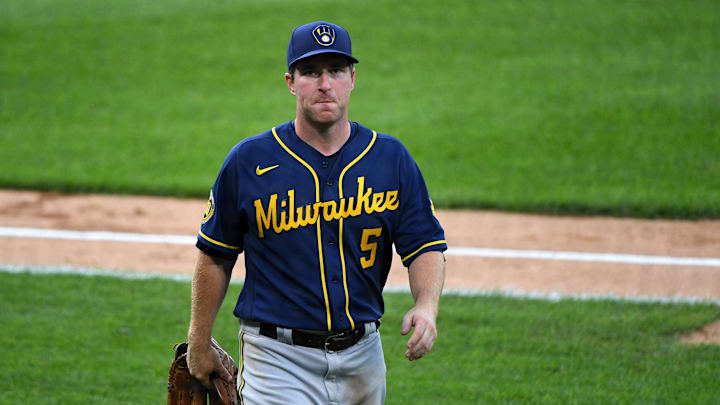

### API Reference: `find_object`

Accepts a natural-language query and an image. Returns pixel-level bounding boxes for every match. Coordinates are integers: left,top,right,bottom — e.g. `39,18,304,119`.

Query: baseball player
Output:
187,21,447,404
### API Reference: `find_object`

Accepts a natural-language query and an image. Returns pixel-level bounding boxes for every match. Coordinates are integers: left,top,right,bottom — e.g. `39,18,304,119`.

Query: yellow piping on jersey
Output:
402,240,447,263
337,130,377,330
198,230,241,250
272,127,333,331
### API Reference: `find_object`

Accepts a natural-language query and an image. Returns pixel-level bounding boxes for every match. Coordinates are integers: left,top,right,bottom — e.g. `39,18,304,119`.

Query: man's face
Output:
285,53,356,127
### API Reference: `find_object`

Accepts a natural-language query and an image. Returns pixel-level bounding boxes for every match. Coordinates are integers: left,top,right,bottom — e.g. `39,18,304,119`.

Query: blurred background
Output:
1,0,718,218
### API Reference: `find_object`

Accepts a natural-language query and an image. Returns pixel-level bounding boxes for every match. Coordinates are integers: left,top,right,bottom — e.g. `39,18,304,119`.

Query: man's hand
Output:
169,338,239,405
400,304,438,361
403,250,444,362
187,341,234,389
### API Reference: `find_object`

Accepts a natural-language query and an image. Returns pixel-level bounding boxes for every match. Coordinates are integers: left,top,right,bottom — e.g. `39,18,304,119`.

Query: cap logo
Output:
313,25,335,46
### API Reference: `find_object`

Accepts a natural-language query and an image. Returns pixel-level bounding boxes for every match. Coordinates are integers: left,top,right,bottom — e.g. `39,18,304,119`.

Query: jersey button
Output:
322,161,329,168
327,179,334,186
332,277,339,284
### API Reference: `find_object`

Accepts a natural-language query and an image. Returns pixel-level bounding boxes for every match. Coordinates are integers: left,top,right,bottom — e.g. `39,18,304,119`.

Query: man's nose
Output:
318,71,331,90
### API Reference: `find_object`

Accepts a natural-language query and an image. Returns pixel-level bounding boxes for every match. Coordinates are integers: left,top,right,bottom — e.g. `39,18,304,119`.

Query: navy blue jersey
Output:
197,121,446,331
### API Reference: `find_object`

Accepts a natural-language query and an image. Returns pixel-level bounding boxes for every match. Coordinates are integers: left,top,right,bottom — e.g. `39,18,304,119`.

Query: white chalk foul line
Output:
447,247,720,268
0,226,197,245
1,264,719,305
1,226,719,268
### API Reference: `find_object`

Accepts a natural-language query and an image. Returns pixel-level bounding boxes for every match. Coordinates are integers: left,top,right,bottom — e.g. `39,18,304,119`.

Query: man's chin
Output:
307,110,341,125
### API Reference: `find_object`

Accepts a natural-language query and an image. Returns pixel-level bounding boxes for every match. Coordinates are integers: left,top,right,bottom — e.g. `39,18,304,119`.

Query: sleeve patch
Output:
202,190,215,224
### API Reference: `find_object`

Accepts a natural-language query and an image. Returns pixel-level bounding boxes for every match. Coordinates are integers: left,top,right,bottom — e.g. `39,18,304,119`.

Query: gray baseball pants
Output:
237,319,386,405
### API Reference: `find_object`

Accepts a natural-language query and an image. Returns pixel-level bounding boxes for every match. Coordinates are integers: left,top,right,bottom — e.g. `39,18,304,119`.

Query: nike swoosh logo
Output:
256,165,279,176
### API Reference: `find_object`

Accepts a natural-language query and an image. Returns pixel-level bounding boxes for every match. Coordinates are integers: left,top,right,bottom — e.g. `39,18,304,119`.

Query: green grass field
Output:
1,271,718,404
1,0,719,218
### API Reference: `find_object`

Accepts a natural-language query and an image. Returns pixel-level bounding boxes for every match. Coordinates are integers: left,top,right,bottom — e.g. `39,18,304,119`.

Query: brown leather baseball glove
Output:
167,338,239,405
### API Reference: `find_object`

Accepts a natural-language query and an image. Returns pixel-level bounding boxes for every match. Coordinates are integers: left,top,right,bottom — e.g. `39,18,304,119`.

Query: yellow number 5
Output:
360,227,383,269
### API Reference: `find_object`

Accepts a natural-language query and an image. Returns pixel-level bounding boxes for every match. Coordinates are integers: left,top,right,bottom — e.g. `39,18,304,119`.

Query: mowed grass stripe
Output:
1,0,718,217
1,271,718,404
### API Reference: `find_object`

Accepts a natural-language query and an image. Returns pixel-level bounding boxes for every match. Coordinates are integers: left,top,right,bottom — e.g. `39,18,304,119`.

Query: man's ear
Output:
285,72,296,95
350,68,356,91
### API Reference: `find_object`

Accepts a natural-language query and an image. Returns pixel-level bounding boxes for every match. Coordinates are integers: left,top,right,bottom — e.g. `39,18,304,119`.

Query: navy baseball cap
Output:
286,21,359,70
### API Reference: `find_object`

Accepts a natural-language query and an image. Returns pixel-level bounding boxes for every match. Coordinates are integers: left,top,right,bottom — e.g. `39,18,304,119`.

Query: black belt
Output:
257,321,379,352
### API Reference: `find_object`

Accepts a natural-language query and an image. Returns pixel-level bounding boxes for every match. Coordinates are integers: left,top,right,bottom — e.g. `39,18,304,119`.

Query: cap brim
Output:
288,49,359,70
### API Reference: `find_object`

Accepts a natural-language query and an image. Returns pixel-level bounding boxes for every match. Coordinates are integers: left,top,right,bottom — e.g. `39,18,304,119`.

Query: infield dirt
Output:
1,189,718,342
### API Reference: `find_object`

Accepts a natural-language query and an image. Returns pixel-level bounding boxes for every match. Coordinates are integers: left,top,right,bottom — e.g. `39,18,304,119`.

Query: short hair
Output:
288,60,354,81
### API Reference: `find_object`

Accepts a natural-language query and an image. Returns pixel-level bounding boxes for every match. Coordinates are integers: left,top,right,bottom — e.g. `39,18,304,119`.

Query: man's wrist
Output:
413,299,439,317
187,327,212,348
